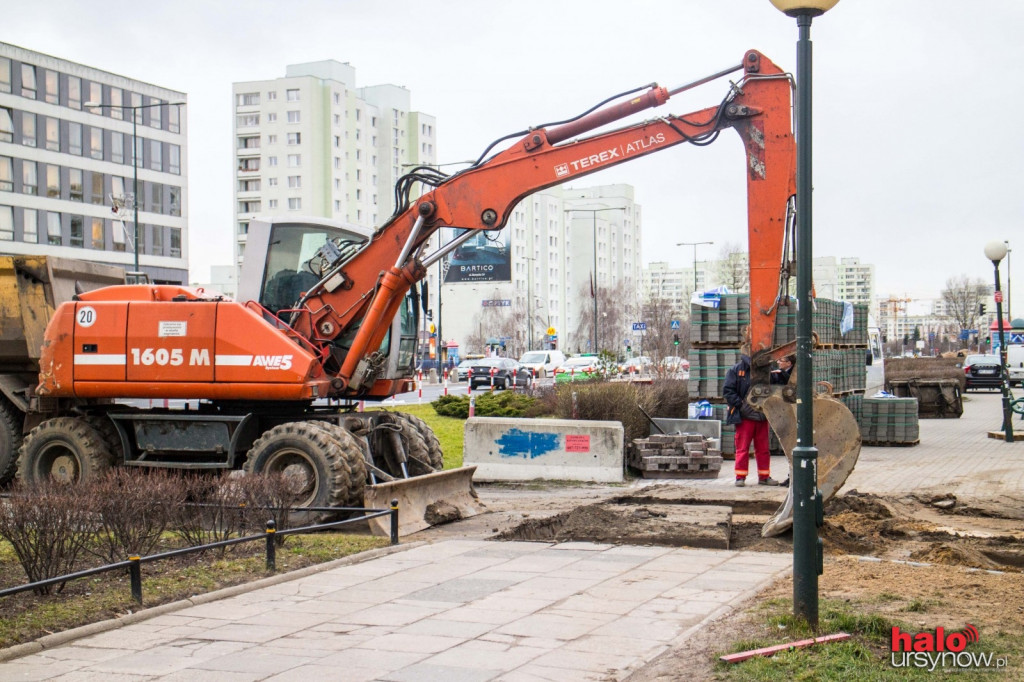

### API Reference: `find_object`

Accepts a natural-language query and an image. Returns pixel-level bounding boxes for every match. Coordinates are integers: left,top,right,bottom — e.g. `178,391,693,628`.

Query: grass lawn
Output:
382,402,465,469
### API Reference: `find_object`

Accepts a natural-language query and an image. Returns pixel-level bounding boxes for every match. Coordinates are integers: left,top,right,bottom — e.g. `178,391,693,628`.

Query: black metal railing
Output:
0,501,399,605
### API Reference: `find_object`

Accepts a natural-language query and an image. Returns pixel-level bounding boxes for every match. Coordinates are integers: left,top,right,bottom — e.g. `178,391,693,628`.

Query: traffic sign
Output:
632,322,647,331
670,320,680,329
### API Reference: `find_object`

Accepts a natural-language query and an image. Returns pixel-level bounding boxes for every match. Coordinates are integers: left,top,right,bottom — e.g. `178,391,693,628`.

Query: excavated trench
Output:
496,489,1024,572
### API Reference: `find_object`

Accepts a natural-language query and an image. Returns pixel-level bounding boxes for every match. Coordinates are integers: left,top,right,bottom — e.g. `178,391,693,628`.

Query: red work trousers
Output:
734,418,771,481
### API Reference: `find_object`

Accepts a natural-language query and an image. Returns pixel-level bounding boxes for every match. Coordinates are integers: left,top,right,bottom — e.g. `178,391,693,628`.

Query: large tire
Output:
0,398,22,485
305,421,367,506
81,413,123,464
244,421,363,524
18,417,116,484
390,412,444,472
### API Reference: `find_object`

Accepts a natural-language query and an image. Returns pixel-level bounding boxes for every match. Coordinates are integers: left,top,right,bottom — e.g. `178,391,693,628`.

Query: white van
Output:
518,350,566,378
1007,345,1024,387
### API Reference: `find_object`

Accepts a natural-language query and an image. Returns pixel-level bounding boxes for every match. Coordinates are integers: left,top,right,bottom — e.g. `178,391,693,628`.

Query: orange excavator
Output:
17,50,858,535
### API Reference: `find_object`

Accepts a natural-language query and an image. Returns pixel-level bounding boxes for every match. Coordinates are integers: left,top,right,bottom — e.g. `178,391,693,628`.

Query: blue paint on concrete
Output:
496,428,560,459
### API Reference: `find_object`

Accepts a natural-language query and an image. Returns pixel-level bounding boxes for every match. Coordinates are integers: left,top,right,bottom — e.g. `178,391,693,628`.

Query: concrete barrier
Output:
464,417,623,482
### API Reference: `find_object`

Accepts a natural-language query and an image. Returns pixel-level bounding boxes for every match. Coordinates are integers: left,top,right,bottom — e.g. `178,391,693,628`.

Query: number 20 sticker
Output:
77,306,97,328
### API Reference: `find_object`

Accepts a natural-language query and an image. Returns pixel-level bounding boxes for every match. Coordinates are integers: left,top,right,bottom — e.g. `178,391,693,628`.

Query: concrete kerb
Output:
0,540,424,663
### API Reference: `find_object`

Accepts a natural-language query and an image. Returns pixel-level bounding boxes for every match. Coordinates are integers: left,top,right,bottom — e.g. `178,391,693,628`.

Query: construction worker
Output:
723,352,782,487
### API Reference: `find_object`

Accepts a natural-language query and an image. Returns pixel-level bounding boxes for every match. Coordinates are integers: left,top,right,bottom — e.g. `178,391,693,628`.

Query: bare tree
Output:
572,283,630,355
636,295,686,364
716,242,749,293
941,274,986,345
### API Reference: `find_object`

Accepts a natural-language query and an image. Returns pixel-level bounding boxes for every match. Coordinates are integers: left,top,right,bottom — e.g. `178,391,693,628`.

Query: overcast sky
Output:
5,1,1022,315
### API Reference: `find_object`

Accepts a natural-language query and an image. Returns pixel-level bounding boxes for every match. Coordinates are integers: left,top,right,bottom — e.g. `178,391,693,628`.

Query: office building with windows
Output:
0,42,188,282
231,60,435,268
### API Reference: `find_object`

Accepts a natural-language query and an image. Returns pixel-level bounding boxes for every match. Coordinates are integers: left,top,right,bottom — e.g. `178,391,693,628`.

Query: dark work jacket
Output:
724,356,793,424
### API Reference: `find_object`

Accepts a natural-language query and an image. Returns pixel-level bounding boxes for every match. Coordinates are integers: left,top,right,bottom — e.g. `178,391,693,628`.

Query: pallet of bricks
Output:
859,397,919,446
688,294,871,456
627,433,723,478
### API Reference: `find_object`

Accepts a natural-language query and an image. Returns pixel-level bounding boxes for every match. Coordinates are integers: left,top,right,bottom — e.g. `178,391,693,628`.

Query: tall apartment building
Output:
435,184,642,357
813,256,875,305
231,60,435,268
1,42,189,282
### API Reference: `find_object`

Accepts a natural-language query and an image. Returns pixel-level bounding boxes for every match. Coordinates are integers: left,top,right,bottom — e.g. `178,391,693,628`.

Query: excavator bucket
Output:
363,466,485,537
760,393,861,537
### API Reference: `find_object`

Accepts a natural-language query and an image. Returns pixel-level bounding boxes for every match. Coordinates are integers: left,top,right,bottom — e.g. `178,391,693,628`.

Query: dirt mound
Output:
910,542,1005,570
825,490,893,518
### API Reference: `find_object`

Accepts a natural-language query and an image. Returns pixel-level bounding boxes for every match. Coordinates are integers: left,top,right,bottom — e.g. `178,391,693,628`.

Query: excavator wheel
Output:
367,412,435,478
0,397,23,485
389,412,444,472
303,421,368,507
81,413,124,464
17,416,117,485
243,421,362,525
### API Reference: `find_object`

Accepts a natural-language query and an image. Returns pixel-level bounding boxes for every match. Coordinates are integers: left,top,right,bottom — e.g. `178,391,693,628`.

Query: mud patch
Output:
496,502,732,549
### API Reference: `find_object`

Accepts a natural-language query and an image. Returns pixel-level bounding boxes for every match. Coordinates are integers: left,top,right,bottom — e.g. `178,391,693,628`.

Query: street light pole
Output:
85,100,185,277
1004,240,1012,320
770,0,839,629
676,241,714,293
984,241,1015,442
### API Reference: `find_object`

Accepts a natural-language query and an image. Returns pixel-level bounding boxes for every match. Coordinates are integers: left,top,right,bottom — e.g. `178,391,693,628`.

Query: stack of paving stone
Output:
628,433,723,478
685,401,783,459
688,293,870,452
860,397,920,445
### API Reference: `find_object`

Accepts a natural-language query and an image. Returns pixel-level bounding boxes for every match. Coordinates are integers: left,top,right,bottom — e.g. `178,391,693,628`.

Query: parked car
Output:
554,355,603,382
618,356,652,375
1008,345,1024,387
467,357,532,389
962,354,1003,391
660,355,690,377
454,358,481,382
518,349,567,378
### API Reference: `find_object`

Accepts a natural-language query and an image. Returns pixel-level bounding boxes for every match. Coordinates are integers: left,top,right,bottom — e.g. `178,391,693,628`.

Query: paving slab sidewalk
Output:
0,541,790,681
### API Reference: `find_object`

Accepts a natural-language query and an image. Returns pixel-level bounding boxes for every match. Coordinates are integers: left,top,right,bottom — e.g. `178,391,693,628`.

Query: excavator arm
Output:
294,50,796,392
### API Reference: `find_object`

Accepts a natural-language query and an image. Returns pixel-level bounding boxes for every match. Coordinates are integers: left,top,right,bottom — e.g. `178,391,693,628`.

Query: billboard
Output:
443,228,511,283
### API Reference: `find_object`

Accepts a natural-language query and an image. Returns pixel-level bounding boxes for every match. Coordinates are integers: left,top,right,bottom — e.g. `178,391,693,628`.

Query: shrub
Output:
0,482,97,594
551,378,689,443
86,469,184,564
431,391,539,418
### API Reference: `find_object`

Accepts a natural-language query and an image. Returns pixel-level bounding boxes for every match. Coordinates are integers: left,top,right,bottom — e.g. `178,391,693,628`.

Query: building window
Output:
0,156,11,191
21,112,36,147
22,161,38,196
268,156,278,167
168,104,180,133
69,169,83,201
21,64,37,98
170,228,181,257
90,127,103,160
238,178,260,192
287,154,301,167
267,112,276,123
267,90,277,101
23,208,37,243
152,224,164,255
45,117,59,151
65,75,81,109
47,212,62,244
334,157,340,169
333,93,340,104
91,217,104,249
238,157,260,172
112,217,125,251
236,92,260,106
133,137,143,167
110,176,124,199
69,122,83,155
168,145,180,174
169,186,181,216
70,215,84,247
46,165,59,197
268,177,277,187
0,205,12,240
150,140,162,171
286,89,300,101
91,173,104,205
239,200,261,212
149,102,162,129
86,81,101,110
111,133,124,164
268,199,277,209
149,182,162,214
287,132,301,145
0,58,10,94
287,175,301,188
286,110,300,124
109,88,123,120
288,197,301,210
44,70,58,104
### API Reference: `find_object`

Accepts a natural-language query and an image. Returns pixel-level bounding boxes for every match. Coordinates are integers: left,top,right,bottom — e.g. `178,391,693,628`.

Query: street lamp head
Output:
769,0,839,16
984,240,1008,263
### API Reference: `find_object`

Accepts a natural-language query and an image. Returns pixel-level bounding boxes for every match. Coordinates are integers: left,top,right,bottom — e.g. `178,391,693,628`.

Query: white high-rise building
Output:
1,42,189,282
433,184,642,359
231,60,435,269
813,256,875,305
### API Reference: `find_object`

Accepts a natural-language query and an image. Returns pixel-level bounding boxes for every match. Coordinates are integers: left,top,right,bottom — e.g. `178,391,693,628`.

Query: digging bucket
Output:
760,393,862,537
364,466,484,537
